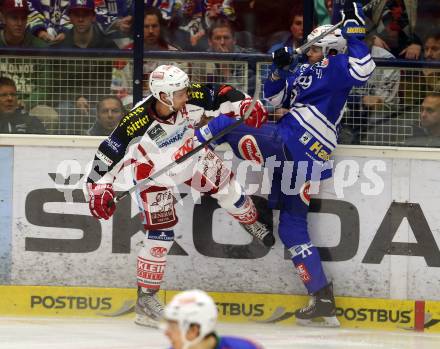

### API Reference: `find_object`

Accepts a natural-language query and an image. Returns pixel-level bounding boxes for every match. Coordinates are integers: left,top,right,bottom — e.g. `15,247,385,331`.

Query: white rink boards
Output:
1,317,440,349
2,139,440,345
1,140,440,301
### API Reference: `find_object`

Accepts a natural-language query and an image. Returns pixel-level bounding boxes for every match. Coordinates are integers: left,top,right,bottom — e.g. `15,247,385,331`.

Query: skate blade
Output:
134,314,159,328
296,316,340,328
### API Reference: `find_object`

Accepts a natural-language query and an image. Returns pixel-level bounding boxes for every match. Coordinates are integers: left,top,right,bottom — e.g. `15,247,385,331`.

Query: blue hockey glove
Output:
341,0,366,40
270,47,303,80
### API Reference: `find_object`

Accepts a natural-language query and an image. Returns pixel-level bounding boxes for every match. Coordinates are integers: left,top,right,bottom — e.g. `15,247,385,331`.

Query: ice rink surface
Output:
1,317,440,349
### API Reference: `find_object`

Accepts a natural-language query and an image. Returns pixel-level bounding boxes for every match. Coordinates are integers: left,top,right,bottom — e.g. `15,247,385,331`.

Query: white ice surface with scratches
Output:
1,317,440,349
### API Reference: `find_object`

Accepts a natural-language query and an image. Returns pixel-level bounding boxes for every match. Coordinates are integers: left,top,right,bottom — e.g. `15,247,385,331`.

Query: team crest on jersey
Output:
146,189,175,226
238,135,263,164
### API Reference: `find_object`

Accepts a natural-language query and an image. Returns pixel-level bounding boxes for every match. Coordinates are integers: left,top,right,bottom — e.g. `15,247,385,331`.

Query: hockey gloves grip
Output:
271,47,303,80
87,183,116,220
341,0,366,40
240,98,268,128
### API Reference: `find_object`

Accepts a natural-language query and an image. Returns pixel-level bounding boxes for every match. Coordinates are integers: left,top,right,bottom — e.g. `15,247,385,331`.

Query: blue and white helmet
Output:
307,24,347,56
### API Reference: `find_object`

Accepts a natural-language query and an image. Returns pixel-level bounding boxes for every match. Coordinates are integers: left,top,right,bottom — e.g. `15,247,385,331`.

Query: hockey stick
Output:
109,79,262,206
295,0,381,54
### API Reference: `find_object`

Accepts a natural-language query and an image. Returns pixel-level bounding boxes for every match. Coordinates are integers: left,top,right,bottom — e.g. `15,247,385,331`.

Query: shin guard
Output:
289,242,328,294
137,229,174,292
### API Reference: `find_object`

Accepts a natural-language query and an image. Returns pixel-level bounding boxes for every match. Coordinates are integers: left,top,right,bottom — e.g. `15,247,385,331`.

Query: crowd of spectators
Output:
0,0,439,145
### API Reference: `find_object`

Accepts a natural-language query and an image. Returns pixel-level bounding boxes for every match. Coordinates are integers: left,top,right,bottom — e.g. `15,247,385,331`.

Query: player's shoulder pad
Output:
116,97,154,139
188,82,213,108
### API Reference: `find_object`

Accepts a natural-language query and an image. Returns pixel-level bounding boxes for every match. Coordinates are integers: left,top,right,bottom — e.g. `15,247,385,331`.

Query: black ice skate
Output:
240,221,275,247
240,196,275,247
134,287,164,328
295,282,340,327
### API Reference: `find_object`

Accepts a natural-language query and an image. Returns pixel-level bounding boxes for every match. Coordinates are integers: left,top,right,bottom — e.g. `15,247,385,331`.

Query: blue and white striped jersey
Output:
263,37,375,152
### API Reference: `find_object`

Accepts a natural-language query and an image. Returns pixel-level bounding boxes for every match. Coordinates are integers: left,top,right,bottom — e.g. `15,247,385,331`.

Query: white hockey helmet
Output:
149,64,190,110
307,24,347,57
164,289,217,347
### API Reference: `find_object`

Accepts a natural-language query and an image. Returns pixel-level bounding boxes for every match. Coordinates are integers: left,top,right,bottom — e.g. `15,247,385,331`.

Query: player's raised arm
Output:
204,83,267,128
340,0,376,86
190,83,268,133
263,48,303,108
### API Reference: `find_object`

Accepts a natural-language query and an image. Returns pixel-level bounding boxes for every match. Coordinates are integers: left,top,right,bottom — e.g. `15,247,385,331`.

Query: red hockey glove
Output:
240,98,268,128
87,183,116,220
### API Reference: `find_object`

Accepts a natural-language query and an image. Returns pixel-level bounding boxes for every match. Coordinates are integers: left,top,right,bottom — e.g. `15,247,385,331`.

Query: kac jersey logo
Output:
150,247,168,258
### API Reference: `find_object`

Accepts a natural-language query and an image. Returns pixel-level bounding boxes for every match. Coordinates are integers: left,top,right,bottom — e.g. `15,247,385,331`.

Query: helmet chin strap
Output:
180,324,203,349
182,337,202,349
182,334,203,349
157,93,176,113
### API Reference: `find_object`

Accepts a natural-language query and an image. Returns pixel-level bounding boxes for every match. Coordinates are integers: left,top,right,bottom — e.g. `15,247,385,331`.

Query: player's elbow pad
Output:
195,125,214,143
195,114,235,145
263,79,285,106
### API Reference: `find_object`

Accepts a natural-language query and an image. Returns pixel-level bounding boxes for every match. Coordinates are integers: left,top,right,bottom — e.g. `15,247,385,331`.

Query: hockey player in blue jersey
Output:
194,1,375,326
162,289,263,349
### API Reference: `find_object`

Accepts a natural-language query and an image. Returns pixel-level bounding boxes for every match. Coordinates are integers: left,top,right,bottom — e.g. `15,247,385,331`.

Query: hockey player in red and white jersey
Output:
85,65,272,327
